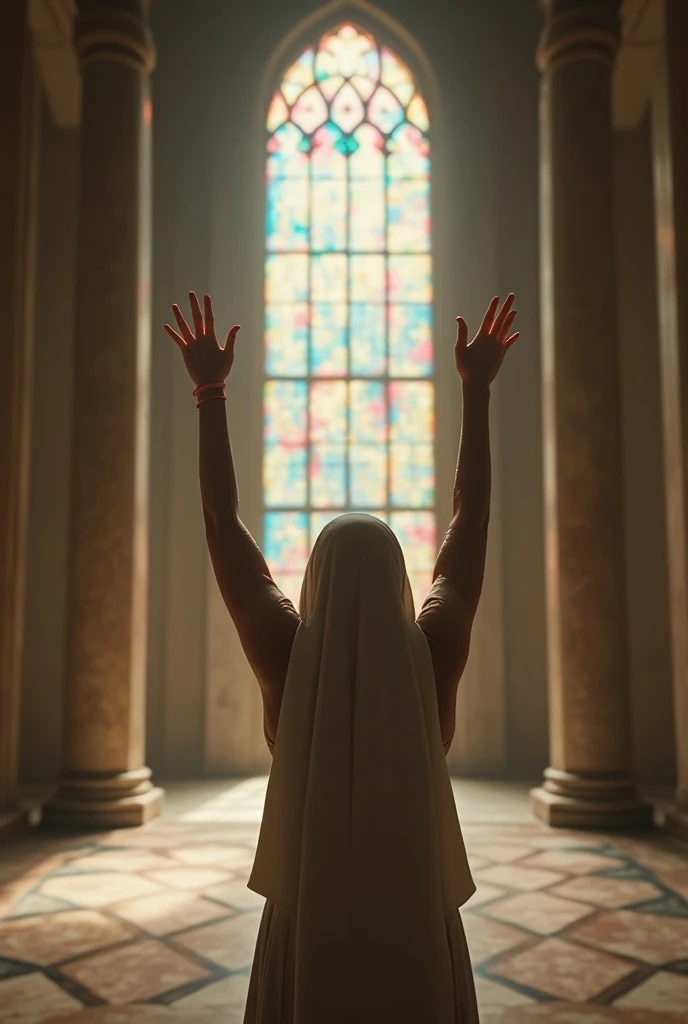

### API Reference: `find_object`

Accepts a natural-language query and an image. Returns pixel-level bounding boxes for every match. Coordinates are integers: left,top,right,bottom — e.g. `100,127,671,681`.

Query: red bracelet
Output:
193,381,225,397
196,394,227,409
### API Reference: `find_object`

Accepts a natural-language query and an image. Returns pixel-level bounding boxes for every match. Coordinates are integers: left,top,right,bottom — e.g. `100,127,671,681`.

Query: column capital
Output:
74,0,155,75
537,0,622,74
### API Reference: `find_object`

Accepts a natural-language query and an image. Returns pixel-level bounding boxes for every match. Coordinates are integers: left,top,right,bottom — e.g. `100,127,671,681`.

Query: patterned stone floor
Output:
0,790,687,1022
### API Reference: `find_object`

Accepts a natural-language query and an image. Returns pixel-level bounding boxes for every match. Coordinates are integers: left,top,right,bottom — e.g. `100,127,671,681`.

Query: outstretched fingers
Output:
172,304,195,344
491,294,515,337
497,308,517,344
189,291,204,337
224,324,241,351
480,296,500,334
164,323,186,348
455,316,468,349
504,330,520,349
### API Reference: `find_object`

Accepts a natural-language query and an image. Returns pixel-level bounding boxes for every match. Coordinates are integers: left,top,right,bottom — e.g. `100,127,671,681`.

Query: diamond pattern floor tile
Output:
59,936,211,1003
0,971,83,1022
481,890,595,935
519,850,628,875
490,935,638,1000
549,876,663,909
40,871,162,907
173,972,251,1008
111,890,232,936
171,911,263,971
462,913,531,964
144,868,231,891
614,970,688,1011
473,864,567,891
0,908,137,966
570,909,688,965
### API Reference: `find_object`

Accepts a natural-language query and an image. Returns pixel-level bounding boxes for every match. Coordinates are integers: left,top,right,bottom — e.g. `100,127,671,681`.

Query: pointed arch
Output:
260,15,437,611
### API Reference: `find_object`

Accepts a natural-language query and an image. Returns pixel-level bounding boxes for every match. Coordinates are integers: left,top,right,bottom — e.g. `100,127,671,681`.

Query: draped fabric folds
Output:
246,514,476,1023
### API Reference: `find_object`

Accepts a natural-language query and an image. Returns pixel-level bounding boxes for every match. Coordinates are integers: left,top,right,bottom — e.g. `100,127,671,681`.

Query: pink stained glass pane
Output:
281,48,315,105
265,303,308,377
387,179,431,253
350,303,385,376
291,84,328,134
267,91,288,131
349,380,386,442
388,254,432,303
264,442,308,507
389,511,436,570
312,253,347,302
349,178,385,252
265,254,309,303
267,123,309,179
330,81,365,134
388,304,432,378
312,178,346,251
266,178,309,252
380,47,415,107
311,303,347,376
264,511,309,571
349,445,386,507
349,124,384,179
315,23,380,83
312,123,347,178
310,380,347,443
389,381,434,443
264,380,307,442
350,254,385,302
387,123,430,179
390,444,434,508
311,444,346,508
367,86,404,135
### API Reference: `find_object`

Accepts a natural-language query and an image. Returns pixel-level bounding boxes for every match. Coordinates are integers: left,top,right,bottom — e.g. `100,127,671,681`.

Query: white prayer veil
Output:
247,513,475,1023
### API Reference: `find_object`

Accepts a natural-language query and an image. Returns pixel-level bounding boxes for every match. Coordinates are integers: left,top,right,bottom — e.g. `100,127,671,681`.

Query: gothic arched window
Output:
262,22,434,609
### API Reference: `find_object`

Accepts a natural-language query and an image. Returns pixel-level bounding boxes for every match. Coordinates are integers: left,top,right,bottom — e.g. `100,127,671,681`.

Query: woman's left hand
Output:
164,291,240,388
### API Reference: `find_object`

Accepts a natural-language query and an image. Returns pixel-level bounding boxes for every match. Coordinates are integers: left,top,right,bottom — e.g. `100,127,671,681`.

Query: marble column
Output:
42,0,163,828
652,0,688,842
530,0,652,829
0,1,39,842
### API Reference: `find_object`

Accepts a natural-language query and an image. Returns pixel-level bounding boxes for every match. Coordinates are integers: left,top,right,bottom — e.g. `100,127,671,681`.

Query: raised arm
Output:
164,294,300,737
417,295,519,750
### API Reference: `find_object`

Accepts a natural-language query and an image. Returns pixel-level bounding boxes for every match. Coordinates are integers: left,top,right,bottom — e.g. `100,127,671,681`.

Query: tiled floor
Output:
0,780,685,1022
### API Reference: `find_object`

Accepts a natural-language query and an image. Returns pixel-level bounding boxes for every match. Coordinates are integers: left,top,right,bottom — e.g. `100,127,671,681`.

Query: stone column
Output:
42,0,163,828
652,0,688,842
530,0,652,829
0,1,39,842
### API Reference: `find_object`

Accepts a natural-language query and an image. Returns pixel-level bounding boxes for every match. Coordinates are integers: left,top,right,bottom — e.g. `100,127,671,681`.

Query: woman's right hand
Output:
454,294,519,387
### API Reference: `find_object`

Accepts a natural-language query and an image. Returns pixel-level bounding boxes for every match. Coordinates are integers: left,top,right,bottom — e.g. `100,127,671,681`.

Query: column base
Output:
531,768,655,830
0,806,29,843
41,767,164,830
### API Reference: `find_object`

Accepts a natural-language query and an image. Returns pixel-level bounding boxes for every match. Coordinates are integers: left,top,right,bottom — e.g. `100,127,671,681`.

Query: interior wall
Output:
614,111,675,783
19,91,79,784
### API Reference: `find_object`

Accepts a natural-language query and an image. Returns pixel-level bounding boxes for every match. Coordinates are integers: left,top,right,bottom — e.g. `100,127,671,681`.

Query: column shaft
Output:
531,0,652,828
43,0,162,828
652,0,688,842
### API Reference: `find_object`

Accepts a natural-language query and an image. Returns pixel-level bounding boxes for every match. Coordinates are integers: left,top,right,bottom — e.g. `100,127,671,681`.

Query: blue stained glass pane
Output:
389,381,434,443
267,123,309,178
387,123,430,178
312,253,347,302
264,380,308,442
350,445,386,506
350,303,385,375
312,179,346,251
388,305,432,377
390,444,434,507
266,178,309,252
311,303,347,376
264,442,307,507
264,511,309,571
312,122,347,177
265,303,308,376
310,380,347,442
387,178,430,253
311,444,346,507
388,254,432,303
349,178,385,252
349,380,386,442
266,254,309,303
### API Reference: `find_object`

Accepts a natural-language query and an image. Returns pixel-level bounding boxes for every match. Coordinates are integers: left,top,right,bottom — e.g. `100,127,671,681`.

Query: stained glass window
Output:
263,23,435,609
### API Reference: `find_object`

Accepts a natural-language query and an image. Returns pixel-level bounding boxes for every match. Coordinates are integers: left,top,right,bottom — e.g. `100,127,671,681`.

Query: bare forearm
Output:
452,381,491,525
198,396,239,534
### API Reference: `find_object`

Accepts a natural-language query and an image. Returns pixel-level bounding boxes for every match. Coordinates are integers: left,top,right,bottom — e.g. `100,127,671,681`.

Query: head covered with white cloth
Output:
248,513,475,1022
